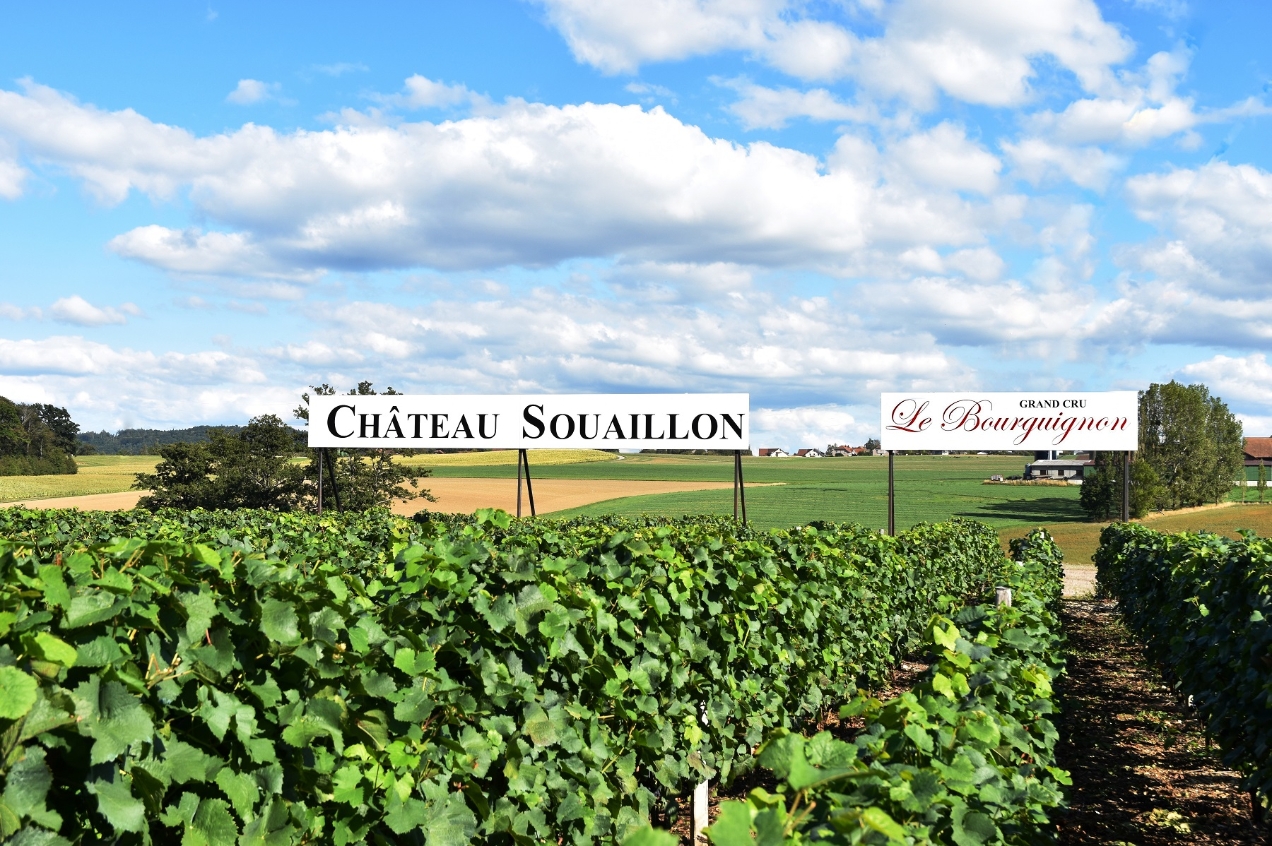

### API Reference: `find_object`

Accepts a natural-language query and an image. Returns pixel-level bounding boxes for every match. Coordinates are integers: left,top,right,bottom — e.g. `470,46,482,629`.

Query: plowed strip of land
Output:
10,491,150,511
5,479,757,515
409,478,748,515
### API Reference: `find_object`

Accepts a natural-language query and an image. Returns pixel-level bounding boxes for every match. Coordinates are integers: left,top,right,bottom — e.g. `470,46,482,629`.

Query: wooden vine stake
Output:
996,586,1013,607
692,704,709,842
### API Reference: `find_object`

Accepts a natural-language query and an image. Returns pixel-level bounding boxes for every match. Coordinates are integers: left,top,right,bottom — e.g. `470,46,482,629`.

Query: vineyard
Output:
1096,524,1272,811
3,505,1268,843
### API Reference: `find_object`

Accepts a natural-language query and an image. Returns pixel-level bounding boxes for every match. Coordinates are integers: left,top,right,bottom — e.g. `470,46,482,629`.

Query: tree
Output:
30,404,81,455
294,382,433,511
0,396,78,475
134,415,308,511
1137,381,1244,510
1079,452,1160,521
864,438,881,451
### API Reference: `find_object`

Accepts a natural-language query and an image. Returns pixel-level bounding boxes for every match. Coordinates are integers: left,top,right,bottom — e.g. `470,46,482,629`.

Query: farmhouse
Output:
826,444,853,457
1024,458,1090,482
1244,437,1272,466
758,448,789,457
796,448,824,458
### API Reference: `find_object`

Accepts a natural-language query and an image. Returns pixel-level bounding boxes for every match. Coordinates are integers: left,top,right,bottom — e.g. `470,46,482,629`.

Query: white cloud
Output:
0,336,263,382
858,275,1099,350
0,335,287,429
378,75,485,110
0,156,26,199
888,122,1001,194
306,284,968,407
605,260,754,302
1002,137,1123,190
1027,51,1270,148
724,80,865,130
0,82,1013,280
48,295,141,326
752,405,872,452
267,341,356,366
1002,50,1271,190
1125,162,1272,297
850,0,1131,107
312,62,368,77
1179,353,1272,409
536,0,1132,106
108,225,321,283
226,79,280,105
624,81,676,102
534,0,786,75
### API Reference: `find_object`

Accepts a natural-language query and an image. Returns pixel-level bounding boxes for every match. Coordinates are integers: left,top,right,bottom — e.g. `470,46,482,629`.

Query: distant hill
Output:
78,425,245,455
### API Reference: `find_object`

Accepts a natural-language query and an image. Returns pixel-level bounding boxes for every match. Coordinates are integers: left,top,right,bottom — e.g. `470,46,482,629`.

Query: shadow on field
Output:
958,496,1086,524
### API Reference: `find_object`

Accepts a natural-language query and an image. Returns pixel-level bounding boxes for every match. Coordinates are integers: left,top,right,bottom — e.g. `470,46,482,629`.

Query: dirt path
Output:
1057,599,1261,844
8,491,149,510
5,479,752,516
1063,565,1096,597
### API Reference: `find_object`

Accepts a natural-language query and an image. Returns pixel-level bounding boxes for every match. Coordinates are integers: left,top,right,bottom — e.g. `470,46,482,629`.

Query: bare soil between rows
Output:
1057,598,1264,844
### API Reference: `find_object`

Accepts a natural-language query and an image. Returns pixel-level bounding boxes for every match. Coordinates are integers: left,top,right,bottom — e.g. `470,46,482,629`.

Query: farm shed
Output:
1024,458,1090,482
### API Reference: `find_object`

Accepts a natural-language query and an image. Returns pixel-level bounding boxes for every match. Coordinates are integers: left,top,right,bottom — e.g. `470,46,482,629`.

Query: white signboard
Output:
307,393,750,450
880,392,1138,451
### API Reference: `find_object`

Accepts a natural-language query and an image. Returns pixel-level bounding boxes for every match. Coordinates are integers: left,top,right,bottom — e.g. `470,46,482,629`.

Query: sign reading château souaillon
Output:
880,392,1138,451
307,394,750,450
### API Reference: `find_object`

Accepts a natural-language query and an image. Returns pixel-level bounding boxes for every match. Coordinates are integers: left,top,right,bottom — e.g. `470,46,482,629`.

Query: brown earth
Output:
1057,599,1264,844
9,491,150,511
402,478,745,516
6,479,748,516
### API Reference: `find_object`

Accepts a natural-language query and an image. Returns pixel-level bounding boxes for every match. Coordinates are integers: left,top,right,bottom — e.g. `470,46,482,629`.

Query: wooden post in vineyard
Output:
692,703,709,842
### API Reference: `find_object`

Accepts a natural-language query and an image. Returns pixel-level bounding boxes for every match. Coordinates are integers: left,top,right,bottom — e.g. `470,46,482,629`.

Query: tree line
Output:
133,382,433,512
78,425,246,455
0,397,81,476
1080,380,1245,520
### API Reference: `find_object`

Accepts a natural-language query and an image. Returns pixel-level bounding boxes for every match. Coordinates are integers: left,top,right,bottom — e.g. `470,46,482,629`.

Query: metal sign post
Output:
516,448,537,518
1122,450,1130,522
324,449,342,513
732,450,747,524
317,447,324,515
887,451,895,536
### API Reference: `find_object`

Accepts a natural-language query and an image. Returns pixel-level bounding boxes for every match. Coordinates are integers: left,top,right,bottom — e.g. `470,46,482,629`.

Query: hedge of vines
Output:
1096,522,1272,805
0,508,1007,844
703,528,1069,846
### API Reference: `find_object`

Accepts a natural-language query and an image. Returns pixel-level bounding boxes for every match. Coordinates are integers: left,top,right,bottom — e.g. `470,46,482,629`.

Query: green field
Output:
0,455,159,503
411,453,1081,531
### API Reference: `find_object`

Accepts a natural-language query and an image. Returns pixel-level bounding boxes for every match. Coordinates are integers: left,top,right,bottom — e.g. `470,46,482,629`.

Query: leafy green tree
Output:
29,404,81,455
294,382,433,511
134,415,308,511
0,398,27,458
1080,452,1161,521
0,397,78,475
1138,381,1244,510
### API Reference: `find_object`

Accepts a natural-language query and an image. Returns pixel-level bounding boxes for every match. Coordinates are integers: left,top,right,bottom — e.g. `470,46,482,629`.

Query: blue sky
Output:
1,0,1270,449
